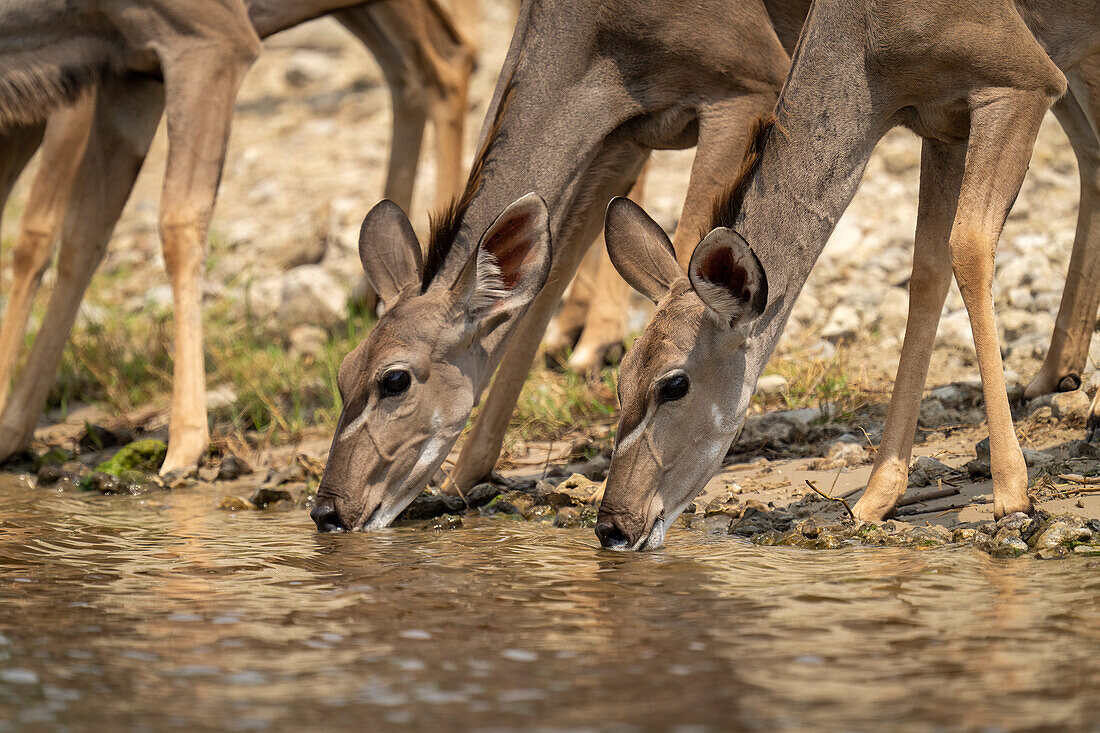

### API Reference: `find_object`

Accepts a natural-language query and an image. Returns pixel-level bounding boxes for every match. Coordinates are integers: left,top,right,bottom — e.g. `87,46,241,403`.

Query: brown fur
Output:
423,75,516,290
707,114,775,234
0,48,103,127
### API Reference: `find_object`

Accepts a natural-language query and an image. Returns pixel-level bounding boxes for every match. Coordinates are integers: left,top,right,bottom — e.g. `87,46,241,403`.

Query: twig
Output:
805,479,856,520
897,500,971,517
857,426,878,455
896,484,960,508
1057,473,1100,486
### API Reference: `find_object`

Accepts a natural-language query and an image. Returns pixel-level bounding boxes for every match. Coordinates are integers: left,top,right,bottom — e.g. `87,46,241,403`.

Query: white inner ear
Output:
470,248,509,311
694,276,748,325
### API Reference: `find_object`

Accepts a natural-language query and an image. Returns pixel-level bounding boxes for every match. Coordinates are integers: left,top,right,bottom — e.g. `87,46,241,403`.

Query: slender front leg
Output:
853,139,965,520
450,158,648,491
157,43,257,475
0,79,163,462
542,241,599,361
1026,67,1100,399
0,95,95,411
953,91,1054,518
567,171,647,375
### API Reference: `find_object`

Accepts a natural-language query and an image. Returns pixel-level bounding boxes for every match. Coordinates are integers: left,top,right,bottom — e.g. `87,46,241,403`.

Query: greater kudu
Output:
0,0,473,474
595,0,1099,549
311,0,813,531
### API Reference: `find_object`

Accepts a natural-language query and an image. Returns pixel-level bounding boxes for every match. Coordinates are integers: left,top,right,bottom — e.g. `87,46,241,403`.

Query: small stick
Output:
857,426,878,455
805,479,856,520
896,485,960,508
1057,473,1100,486
897,500,971,517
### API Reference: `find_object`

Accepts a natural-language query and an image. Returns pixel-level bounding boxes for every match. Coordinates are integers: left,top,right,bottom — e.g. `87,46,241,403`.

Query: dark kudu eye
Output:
657,373,689,403
379,369,411,397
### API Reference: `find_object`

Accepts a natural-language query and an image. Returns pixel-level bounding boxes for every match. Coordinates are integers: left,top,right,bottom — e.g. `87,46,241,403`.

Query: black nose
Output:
595,519,629,548
311,501,347,533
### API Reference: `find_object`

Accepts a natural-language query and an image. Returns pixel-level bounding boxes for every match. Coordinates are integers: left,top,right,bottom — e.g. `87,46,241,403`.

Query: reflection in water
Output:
1,478,1098,730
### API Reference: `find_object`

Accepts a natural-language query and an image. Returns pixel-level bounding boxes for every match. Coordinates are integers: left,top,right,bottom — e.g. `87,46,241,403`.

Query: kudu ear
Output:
455,192,551,324
358,199,424,308
604,196,682,303
688,227,768,327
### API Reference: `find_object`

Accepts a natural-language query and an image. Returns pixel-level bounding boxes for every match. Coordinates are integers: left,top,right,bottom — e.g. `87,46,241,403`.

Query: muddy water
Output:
1,476,1098,731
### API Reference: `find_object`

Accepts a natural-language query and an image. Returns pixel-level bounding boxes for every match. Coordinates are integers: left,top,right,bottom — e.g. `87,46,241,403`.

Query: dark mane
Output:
707,115,775,234
421,81,516,290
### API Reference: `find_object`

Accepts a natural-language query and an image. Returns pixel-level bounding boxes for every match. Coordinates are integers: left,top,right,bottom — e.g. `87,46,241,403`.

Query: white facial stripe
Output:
616,403,655,453
363,411,447,530
337,407,370,443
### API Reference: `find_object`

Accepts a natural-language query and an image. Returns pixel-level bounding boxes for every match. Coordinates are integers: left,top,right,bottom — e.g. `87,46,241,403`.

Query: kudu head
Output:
595,198,768,550
311,194,551,532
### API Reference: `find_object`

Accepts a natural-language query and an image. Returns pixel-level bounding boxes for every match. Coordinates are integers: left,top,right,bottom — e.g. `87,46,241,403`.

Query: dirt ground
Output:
1,4,1099,550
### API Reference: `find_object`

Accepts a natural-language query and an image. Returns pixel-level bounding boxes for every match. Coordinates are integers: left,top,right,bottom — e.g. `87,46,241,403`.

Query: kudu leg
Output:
338,0,472,212
0,96,95,411
449,160,648,491
1025,70,1100,399
157,47,257,475
0,80,163,463
853,140,966,520
542,242,599,362
567,171,647,376
952,92,1054,519
449,102,769,489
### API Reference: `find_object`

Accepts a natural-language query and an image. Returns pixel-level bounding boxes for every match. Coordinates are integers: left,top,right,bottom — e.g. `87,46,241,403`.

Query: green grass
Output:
44,296,375,446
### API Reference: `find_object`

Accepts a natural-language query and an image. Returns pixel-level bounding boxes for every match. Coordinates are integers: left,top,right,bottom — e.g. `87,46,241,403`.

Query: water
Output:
1,476,1098,731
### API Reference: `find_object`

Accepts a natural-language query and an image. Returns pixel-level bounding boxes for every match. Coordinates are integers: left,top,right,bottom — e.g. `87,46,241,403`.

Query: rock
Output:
738,408,823,448
951,528,984,544
1050,389,1091,426
985,533,1029,558
398,491,465,520
796,517,820,539
552,505,598,529
701,492,741,518
218,496,255,511
206,384,238,411
288,325,329,361
828,438,868,466
245,276,284,320
1021,448,1054,469
822,304,862,341
79,424,133,452
248,487,295,508
95,439,168,476
36,465,65,487
755,374,789,399
1066,440,1100,460
729,506,793,537
936,310,973,350
877,287,909,336
907,455,954,488
481,491,535,517
425,514,463,531
82,472,120,495
904,525,952,547
996,511,1034,533
1029,518,1093,550
217,454,253,481
966,437,992,478
284,49,335,87
278,265,347,329
1073,544,1100,556
116,470,163,495
465,483,504,508
545,474,602,508
526,505,557,523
